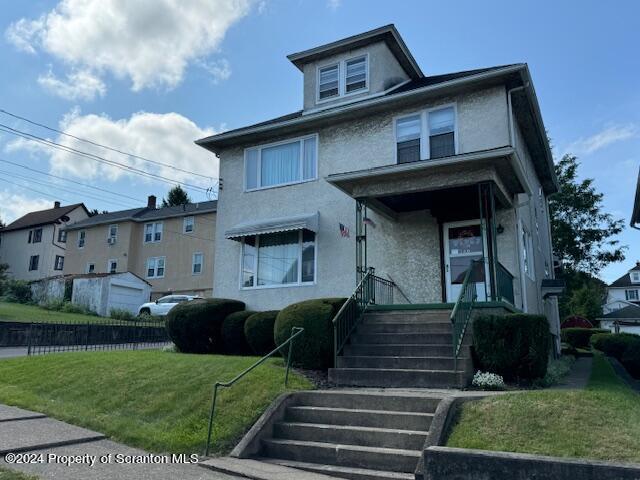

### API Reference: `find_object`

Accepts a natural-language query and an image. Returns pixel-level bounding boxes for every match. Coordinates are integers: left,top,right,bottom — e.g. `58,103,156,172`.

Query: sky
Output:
0,0,638,284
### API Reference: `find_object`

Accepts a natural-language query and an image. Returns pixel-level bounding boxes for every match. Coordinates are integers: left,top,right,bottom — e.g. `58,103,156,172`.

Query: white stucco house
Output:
0,202,89,281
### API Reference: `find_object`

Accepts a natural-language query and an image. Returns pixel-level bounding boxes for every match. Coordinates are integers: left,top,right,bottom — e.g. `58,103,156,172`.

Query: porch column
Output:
355,199,368,283
478,182,499,301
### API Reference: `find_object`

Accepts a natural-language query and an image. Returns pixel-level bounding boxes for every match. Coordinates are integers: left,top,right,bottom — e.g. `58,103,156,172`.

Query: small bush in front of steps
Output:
473,313,550,381
222,310,256,355
244,311,279,355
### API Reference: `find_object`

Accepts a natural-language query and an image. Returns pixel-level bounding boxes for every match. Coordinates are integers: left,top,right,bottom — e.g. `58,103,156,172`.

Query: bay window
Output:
244,135,317,191
241,230,316,288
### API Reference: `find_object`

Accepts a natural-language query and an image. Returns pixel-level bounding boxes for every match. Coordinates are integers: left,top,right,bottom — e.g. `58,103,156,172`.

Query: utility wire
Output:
0,108,214,181
0,176,75,203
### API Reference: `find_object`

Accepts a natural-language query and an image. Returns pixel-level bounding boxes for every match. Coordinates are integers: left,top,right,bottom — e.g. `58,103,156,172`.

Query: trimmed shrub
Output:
166,298,245,354
222,310,256,355
274,298,347,370
561,315,593,329
473,313,550,381
590,332,635,358
561,327,609,349
244,311,279,356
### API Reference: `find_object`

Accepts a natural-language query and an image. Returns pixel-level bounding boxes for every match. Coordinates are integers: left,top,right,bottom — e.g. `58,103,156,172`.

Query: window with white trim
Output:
86,262,95,274
28,228,42,244
345,56,368,93
107,259,117,274
192,252,203,275
626,289,639,301
183,216,194,233
146,256,165,278
108,224,118,242
395,105,457,164
144,222,163,243
54,255,64,271
245,135,317,191
396,115,421,164
428,107,455,159
521,226,535,280
241,230,315,288
318,64,339,100
58,229,67,243
77,230,86,248
28,255,39,271
631,272,640,283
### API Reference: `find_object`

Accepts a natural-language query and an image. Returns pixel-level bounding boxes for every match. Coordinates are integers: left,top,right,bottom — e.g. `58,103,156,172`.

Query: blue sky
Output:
0,0,638,283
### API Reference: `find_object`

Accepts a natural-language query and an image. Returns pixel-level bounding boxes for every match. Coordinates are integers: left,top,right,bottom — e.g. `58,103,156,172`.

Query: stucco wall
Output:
213,85,514,310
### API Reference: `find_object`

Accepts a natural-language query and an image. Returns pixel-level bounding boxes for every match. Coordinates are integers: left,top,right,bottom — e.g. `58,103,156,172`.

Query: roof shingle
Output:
1,203,86,232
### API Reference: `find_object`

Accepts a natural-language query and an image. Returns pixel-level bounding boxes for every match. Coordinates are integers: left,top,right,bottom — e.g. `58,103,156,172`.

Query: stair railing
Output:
496,261,515,305
332,267,396,365
450,260,479,371
204,326,305,457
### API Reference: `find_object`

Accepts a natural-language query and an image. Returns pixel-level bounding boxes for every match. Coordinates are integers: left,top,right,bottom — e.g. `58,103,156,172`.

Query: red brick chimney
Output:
147,195,156,209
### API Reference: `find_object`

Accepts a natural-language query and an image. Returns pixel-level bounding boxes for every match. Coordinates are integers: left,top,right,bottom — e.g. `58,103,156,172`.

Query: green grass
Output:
0,350,313,455
0,302,114,324
447,353,640,463
0,466,38,480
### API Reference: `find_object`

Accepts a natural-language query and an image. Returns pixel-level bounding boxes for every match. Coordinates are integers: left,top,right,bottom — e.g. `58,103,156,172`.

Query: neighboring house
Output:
605,262,640,310
632,166,640,230
0,201,89,281
196,25,560,335
598,304,640,335
63,196,216,300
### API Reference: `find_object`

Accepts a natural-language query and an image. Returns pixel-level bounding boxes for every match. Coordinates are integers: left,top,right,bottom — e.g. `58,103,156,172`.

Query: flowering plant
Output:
472,371,505,390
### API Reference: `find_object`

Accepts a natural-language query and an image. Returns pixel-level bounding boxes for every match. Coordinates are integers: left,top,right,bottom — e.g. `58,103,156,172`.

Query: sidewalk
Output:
0,404,241,480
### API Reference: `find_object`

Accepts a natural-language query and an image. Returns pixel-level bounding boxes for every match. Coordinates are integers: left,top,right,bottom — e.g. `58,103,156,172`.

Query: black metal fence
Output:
0,319,169,355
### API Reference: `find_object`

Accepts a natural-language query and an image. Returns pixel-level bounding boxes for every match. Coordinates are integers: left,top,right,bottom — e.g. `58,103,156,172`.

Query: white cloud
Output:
201,59,232,84
7,110,218,187
6,0,253,92
566,124,638,155
38,68,106,101
0,191,51,224
327,0,342,10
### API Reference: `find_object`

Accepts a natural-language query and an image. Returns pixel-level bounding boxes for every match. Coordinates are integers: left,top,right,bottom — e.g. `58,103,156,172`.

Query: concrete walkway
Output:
0,404,241,480
553,357,592,390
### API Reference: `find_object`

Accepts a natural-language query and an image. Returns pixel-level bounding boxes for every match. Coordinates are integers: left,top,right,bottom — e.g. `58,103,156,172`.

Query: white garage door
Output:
109,284,146,314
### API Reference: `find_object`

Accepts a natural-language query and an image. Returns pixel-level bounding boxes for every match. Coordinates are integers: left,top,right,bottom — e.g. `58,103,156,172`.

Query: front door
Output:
443,220,489,302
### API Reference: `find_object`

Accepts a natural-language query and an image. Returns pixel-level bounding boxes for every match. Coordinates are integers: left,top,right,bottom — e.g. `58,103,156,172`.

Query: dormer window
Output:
632,271,640,283
317,55,369,102
318,64,339,100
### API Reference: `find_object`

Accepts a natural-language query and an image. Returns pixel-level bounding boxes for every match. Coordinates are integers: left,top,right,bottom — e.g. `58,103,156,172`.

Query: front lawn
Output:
0,302,113,324
0,467,38,480
447,353,640,463
0,350,312,454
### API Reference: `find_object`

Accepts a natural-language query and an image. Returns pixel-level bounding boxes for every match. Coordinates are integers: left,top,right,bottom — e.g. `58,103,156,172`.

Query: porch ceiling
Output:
326,146,526,218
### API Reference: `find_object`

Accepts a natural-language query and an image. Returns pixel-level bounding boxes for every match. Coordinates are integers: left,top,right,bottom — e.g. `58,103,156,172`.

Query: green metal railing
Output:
332,267,395,366
450,260,479,371
496,261,515,305
203,326,305,456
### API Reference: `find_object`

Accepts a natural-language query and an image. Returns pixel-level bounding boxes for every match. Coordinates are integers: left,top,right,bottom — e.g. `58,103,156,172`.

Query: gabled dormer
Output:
631,263,640,284
287,24,423,112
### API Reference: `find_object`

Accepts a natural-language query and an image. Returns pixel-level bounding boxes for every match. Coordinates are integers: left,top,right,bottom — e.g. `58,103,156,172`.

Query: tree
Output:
549,154,626,275
162,185,191,207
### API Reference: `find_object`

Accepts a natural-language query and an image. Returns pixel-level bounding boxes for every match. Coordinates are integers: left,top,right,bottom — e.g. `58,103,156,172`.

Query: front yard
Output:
0,350,312,454
447,353,640,463
0,302,113,324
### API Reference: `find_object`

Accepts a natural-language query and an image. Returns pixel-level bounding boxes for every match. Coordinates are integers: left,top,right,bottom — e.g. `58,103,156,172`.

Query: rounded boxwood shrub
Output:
166,298,245,354
244,311,279,356
590,332,635,358
274,298,346,370
561,327,609,349
473,313,550,381
221,310,256,355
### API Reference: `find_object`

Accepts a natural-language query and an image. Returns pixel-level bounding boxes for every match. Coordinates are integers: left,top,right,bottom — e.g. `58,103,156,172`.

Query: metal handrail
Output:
496,261,515,305
203,326,305,456
449,261,479,371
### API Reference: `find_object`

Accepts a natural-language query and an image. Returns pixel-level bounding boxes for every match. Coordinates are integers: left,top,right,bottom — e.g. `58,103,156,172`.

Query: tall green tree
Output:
549,154,625,275
162,185,191,207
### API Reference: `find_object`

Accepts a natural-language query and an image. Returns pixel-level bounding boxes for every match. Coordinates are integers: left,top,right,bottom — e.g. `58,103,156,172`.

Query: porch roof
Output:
326,147,526,218
225,212,319,241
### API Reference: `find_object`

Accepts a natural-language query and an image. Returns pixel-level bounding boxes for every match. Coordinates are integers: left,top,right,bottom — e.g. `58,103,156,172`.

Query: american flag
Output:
339,223,350,238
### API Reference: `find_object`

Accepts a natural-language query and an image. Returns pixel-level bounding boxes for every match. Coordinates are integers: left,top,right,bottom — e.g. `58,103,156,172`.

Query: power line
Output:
0,108,215,181
0,123,211,193
0,176,75,203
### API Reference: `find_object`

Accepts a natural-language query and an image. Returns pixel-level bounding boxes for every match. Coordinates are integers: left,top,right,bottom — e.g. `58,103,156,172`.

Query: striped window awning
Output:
225,212,319,241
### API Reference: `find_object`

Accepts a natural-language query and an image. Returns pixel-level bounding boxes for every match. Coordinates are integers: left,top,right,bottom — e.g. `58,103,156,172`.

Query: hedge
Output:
244,311,279,356
591,332,640,379
166,298,245,353
274,298,346,370
561,327,609,349
221,310,256,355
473,313,550,381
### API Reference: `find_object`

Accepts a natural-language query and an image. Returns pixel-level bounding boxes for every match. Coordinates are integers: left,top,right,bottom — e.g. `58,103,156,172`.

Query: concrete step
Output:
258,458,415,480
273,422,427,450
337,355,470,371
357,322,452,334
261,439,420,474
343,343,465,357
292,390,441,413
350,333,452,345
364,311,452,323
284,406,433,431
328,368,467,388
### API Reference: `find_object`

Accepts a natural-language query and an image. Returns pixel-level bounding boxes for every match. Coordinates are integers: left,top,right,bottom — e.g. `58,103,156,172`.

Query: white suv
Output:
138,295,202,316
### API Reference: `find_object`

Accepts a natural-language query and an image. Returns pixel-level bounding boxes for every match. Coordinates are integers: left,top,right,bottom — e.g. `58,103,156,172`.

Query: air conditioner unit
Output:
107,237,116,245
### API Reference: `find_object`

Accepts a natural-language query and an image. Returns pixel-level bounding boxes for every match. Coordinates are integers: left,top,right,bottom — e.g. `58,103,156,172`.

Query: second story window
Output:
144,222,163,243
318,64,339,100
192,252,203,275
28,228,43,244
184,216,194,233
428,106,455,159
146,256,165,278
78,230,86,248
245,135,317,191
395,105,457,164
54,255,64,271
28,255,39,271
396,115,421,164
626,289,639,301
345,56,368,93
108,224,118,243
58,229,67,243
